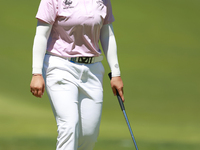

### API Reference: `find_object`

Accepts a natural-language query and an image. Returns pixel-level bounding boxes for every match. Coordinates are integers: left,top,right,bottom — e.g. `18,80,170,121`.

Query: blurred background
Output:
0,0,199,149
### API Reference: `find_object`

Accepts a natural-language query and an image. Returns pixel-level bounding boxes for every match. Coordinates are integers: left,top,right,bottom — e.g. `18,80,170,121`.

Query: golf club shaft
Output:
123,110,139,150
108,72,139,150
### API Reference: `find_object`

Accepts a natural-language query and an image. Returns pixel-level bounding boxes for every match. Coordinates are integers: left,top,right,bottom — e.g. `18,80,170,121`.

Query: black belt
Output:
46,52,103,64
69,56,103,64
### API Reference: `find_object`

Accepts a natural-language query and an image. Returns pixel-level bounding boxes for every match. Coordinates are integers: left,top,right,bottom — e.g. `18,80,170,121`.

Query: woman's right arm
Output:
30,20,52,98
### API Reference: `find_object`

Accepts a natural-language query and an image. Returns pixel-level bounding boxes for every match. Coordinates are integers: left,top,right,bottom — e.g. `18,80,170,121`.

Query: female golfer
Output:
30,0,124,149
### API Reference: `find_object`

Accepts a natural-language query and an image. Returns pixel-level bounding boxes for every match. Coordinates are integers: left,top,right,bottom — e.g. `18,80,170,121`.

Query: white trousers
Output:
42,54,104,150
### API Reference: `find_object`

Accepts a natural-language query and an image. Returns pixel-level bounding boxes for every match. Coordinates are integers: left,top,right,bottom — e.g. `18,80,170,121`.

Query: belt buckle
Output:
78,57,93,64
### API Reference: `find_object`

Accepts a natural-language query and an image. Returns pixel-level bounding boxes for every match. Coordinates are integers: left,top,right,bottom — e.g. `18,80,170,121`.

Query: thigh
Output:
79,91,103,136
46,74,79,121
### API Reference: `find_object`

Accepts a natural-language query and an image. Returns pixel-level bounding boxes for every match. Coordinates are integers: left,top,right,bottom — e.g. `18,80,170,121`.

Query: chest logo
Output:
63,0,73,9
64,0,72,5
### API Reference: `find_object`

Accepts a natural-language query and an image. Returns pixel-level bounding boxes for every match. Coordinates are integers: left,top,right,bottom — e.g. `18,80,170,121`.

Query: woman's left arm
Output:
100,24,124,101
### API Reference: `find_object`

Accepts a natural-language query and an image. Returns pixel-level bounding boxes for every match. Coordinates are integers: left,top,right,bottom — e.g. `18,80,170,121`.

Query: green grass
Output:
0,137,200,150
0,0,199,149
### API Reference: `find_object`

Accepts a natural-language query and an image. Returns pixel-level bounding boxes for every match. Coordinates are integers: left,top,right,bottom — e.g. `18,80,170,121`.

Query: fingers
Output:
30,75,45,98
112,86,124,102
112,87,117,96
30,87,44,98
118,88,124,102
110,76,125,102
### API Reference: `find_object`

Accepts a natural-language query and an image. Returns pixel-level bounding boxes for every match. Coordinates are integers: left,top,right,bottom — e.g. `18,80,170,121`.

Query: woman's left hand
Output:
110,76,124,102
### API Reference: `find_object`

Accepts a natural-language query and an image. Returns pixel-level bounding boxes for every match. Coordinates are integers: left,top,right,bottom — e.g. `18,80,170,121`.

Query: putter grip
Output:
108,72,125,111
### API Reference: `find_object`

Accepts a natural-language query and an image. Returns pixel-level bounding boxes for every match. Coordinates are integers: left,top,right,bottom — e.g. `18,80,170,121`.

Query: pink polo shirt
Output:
36,0,115,57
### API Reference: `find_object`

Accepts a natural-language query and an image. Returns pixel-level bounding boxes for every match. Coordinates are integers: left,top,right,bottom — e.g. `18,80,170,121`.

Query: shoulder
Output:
39,0,58,6
40,0,58,3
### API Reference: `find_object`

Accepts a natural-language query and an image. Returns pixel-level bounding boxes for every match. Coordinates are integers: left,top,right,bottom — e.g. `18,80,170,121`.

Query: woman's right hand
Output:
30,74,45,98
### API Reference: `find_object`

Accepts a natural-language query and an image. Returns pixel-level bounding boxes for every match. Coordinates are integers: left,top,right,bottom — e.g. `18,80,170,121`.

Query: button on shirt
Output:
36,0,115,57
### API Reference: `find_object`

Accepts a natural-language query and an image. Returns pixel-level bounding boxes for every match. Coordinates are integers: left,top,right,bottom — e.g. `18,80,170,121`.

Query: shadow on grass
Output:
0,137,200,150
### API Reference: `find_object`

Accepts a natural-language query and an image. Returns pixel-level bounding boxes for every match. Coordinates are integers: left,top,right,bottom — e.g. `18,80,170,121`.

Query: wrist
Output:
32,74,42,76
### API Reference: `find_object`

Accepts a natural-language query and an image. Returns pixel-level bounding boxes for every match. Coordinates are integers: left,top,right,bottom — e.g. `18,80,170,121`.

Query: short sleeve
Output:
103,0,115,25
36,0,58,25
